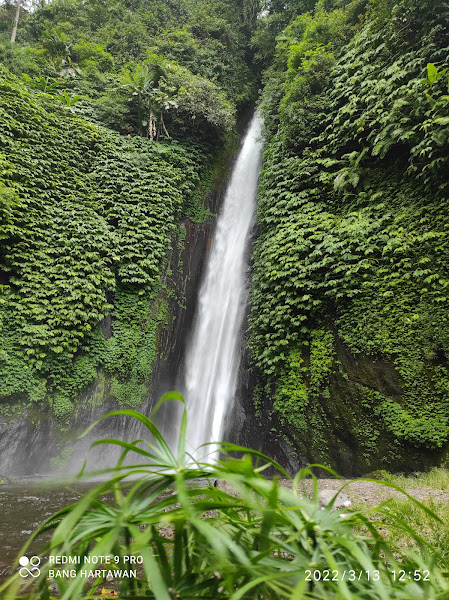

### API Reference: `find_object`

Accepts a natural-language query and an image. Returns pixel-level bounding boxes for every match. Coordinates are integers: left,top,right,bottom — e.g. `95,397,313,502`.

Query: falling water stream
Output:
0,116,264,574
183,115,263,456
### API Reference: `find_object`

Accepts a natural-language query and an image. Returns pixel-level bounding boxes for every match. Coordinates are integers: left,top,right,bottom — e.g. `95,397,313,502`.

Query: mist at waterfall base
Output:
165,115,264,461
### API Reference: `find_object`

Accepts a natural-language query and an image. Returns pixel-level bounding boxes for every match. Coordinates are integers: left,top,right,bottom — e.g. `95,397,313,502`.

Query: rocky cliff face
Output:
0,153,232,477
6,121,445,479
237,328,449,478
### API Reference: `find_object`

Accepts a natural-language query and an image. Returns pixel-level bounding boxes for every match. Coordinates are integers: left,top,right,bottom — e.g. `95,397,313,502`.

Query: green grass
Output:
2,395,449,599
379,468,449,491
359,468,449,571
382,498,449,569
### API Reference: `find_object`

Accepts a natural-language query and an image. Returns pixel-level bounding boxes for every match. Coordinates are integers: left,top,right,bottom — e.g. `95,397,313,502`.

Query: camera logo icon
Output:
19,556,41,578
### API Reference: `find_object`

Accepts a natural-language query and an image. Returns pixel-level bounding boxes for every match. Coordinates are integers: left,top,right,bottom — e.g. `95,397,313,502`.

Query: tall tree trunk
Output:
10,0,21,43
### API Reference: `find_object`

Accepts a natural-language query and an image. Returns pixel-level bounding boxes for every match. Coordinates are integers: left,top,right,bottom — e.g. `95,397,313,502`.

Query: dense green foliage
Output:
2,399,448,599
0,65,205,426
0,0,257,134
0,0,259,455
250,0,449,469
3,0,449,476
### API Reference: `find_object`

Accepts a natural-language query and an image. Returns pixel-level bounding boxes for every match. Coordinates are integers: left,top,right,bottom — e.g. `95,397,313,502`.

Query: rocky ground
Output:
216,477,449,509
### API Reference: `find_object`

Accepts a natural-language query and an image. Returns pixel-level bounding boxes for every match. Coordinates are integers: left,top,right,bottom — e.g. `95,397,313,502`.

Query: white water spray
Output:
183,115,263,457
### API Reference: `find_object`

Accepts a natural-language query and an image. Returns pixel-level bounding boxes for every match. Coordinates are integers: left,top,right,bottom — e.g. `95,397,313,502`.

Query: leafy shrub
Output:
0,38,51,78
1,396,448,599
51,394,74,423
99,56,235,139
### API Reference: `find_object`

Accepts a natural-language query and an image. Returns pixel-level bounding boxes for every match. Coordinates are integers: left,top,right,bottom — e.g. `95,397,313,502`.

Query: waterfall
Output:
183,115,263,457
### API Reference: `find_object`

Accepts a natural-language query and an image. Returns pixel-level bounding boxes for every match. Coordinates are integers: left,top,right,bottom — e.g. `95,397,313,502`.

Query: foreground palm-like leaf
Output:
2,394,448,599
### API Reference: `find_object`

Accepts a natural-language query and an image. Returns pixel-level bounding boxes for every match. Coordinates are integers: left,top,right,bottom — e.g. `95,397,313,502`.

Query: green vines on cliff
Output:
251,0,449,466
273,349,309,434
273,330,334,436
105,291,169,408
0,65,204,417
